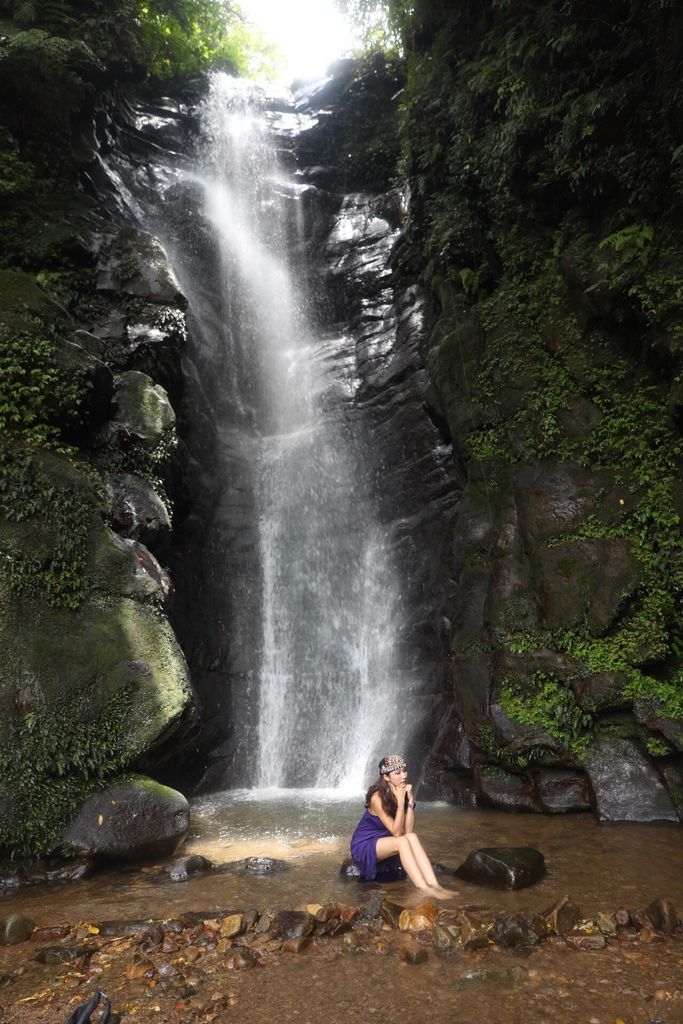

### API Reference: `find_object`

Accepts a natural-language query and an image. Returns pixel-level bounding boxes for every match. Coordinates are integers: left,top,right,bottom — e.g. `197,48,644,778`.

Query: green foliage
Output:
0,319,86,447
0,0,276,80
500,672,594,758
0,130,36,198
645,737,670,759
0,684,137,857
0,448,100,607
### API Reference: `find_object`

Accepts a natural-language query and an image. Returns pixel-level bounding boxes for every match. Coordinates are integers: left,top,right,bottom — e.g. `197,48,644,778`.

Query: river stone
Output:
0,914,35,945
269,911,315,940
491,911,547,948
543,895,582,935
96,228,186,306
111,370,175,447
103,473,171,549
217,856,290,875
564,929,606,950
584,737,678,822
644,899,679,935
161,854,215,881
398,900,438,931
455,847,546,889
454,911,491,950
18,858,94,886
61,775,189,862
399,941,428,964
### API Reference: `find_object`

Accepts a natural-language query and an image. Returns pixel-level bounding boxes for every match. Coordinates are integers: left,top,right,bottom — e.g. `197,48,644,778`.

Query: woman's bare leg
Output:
376,835,430,889
404,833,459,898
404,832,440,887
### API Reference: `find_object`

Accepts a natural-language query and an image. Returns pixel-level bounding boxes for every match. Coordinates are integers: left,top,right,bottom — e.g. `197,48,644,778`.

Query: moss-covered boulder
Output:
0,448,193,858
110,370,175,447
96,229,186,306
60,775,190,862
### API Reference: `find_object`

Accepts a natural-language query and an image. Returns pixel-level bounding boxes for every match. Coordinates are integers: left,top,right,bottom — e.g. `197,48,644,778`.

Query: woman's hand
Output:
404,783,413,800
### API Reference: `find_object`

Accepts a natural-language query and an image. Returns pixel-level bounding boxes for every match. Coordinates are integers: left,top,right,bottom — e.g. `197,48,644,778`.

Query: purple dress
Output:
350,809,403,881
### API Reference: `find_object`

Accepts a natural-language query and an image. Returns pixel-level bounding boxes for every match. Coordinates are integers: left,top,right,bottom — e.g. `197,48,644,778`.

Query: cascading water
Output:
192,74,411,791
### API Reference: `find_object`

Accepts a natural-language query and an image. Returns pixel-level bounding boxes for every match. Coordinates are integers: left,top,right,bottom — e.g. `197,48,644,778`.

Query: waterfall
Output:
191,74,410,791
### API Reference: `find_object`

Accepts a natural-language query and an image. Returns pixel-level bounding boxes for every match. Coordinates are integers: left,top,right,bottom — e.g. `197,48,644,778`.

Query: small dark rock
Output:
217,856,290,875
491,911,546,948
20,858,94,885
0,914,35,945
455,847,545,890
339,857,361,879
270,911,315,940
564,929,606,950
226,949,256,970
644,898,679,935
614,906,631,927
359,893,385,922
35,946,79,965
543,894,582,935
162,854,215,882
399,942,428,965
282,936,312,953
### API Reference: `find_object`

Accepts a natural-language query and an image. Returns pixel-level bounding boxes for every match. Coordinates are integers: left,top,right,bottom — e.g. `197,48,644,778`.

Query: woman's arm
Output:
405,784,415,834
369,792,406,837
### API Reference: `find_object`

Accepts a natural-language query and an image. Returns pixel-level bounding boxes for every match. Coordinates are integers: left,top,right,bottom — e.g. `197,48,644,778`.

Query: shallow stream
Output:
6,794,683,924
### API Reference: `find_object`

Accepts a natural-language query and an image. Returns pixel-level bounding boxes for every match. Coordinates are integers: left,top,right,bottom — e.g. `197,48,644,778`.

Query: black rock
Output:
644,898,679,935
491,911,547,948
216,856,290,875
455,847,546,890
269,911,315,940
339,857,361,879
0,914,35,945
19,858,94,886
584,738,678,823
160,854,215,882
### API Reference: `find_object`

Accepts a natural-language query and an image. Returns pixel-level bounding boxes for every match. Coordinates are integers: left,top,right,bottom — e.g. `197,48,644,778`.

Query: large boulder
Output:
110,370,175,447
455,847,546,889
96,228,186,306
60,775,189,862
584,737,678,823
103,472,172,549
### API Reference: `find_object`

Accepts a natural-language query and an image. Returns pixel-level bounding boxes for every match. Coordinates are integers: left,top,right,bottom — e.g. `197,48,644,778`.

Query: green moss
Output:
499,672,594,758
645,737,671,759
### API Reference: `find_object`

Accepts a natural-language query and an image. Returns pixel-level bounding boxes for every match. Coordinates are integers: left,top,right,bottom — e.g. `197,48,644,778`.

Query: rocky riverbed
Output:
1,892,682,1024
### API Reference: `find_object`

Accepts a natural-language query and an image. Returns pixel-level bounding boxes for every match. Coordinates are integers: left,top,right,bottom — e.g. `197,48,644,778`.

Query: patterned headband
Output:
379,753,407,775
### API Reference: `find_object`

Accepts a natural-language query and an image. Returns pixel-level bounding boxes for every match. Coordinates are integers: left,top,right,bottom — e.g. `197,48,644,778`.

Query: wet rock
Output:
217,856,290,875
110,370,175,447
0,914,35,945
96,228,186,306
242,908,260,931
398,900,438,932
270,911,315,940
433,924,458,952
61,775,190,862
536,769,591,813
474,766,539,812
455,911,491,950
564,929,606,950
644,899,679,935
399,941,428,964
455,847,546,889
161,854,215,882
35,946,79,964
218,914,243,938
661,762,683,819
614,907,631,927
458,965,527,985
33,926,70,943
283,935,313,953
491,911,546,948
18,858,94,885
339,857,361,879
584,737,678,822
57,340,114,426
226,949,256,970
596,912,617,937
379,900,404,928
359,893,385,922
103,472,171,550
543,895,582,935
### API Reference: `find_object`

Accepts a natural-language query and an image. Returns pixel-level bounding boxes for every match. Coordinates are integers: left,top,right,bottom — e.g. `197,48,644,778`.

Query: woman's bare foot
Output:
426,884,459,901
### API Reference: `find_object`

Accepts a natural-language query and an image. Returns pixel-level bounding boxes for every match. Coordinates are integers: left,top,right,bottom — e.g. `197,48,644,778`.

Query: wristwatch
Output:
408,801,416,809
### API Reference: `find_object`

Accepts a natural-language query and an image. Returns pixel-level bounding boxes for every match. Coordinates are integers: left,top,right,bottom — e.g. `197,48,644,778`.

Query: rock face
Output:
584,738,678,823
60,776,190,862
455,848,546,889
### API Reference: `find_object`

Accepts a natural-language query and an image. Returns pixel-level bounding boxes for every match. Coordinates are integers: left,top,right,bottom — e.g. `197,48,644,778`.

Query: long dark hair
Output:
365,776,407,817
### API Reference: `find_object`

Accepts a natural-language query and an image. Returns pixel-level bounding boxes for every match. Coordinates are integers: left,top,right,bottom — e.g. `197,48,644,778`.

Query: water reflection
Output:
4,795,682,926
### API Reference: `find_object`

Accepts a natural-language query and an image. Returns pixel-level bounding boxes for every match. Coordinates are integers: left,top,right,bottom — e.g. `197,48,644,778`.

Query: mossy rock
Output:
0,269,64,331
0,448,193,856
110,370,175,447
60,774,190,863
96,229,186,306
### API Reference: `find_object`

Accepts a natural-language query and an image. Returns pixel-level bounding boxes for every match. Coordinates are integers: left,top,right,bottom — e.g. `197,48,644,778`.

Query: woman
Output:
350,753,457,898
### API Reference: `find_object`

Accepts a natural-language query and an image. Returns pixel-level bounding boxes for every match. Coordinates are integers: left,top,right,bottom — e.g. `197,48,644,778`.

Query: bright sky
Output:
239,0,357,83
